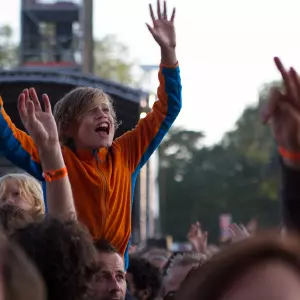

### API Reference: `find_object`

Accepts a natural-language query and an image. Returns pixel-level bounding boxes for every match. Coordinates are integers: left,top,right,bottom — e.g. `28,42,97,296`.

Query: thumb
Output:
146,23,156,36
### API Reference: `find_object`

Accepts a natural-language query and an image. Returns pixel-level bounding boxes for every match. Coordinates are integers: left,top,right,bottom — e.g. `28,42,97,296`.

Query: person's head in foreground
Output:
162,252,206,300
12,217,98,300
90,239,127,300
0,237,45,300
127,256,162,300
53,87,118,150
175,232,300,300
0,173,44,216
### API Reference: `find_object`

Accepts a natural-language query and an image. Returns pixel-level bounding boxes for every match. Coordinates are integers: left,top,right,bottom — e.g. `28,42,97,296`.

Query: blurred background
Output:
0,0,300,250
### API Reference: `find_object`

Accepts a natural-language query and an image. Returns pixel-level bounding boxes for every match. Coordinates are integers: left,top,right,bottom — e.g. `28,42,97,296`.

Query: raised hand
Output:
147,0,176,51
18,88,59,151
229,223,250,243
261,57,300,164
187,222,208,254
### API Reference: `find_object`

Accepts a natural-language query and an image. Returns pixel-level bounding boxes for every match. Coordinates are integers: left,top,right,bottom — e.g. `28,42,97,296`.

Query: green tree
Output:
0,24,18,68
159,82,281,243
94,35,135,85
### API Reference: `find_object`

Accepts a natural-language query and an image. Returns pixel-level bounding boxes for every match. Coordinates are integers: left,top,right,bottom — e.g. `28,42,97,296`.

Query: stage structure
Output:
0,0,155,243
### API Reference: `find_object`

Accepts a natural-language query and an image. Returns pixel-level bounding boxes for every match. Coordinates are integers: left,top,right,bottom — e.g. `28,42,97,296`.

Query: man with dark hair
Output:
91,239,127,300
11,217,98,300
127,256,162,300
94,239,118,253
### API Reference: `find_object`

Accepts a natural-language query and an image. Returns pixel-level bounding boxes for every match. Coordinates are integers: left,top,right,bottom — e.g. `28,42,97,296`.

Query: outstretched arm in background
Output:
187,222,208,254
116,0,182,172
261,57,300,233
18,90,76,218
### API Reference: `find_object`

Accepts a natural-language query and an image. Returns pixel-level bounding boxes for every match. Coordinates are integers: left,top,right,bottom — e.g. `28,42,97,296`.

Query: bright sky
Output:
1,0,300,145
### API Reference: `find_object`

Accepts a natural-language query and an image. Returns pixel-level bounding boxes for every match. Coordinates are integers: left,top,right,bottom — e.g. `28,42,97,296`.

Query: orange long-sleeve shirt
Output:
0,63,182,268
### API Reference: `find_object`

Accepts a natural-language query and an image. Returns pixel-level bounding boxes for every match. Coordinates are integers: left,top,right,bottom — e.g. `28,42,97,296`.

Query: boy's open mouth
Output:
94,122,110,135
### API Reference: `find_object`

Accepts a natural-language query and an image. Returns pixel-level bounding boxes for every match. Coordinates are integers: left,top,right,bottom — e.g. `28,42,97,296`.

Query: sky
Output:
1,0,300,145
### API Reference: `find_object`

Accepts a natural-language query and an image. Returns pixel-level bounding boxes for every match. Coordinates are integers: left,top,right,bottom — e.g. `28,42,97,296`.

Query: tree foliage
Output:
159,82,281,242
0,25,135,84
0,25,18,69
94,35,135,85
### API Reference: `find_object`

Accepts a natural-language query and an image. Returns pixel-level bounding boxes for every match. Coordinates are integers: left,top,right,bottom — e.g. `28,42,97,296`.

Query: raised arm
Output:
0,90,42,179
18,89,76,218
115,0,181,172
261,57,300,233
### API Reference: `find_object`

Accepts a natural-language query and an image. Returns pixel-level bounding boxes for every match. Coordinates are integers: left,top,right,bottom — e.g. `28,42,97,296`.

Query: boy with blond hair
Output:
0,0,181,268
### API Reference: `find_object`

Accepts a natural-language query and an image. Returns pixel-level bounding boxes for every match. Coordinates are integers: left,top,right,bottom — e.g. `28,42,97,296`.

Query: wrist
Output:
161,47,177,65
279,146,300,170
282,158,300,170
39,145,65,171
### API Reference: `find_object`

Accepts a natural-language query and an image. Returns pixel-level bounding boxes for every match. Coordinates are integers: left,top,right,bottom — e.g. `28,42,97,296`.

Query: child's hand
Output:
147,0,176,51
261,57,300,168
18,88,59,151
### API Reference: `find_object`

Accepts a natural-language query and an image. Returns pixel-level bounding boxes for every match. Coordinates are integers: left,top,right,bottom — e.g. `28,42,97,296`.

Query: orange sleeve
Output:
0,97,43,180
114,63,182,173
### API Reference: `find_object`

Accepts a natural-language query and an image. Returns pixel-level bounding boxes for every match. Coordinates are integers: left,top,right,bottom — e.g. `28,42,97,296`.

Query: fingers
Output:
42,94,52,113
149,0,175,22
188,222,202,238
149,3,155,24
163,0,167,18
26,99,36,121
23,89,30,102
170,7,176,22
157,0,162,18
18,93,28,124
290,67,300,107
29,88,42,111
274,57,294,98
260,87,282,124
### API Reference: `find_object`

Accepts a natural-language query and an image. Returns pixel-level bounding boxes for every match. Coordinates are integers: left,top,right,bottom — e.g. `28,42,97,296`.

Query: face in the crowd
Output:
72,102,115,150
90,252,126,300
163,264,197,299
220,260,300,300
0,179,32,211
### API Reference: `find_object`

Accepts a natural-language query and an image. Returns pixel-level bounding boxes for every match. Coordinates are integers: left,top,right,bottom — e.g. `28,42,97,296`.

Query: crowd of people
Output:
0,0,300,299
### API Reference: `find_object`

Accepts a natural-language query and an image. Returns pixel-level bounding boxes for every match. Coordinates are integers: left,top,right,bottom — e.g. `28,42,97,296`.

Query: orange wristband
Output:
42,167,68,182
278,146,300,161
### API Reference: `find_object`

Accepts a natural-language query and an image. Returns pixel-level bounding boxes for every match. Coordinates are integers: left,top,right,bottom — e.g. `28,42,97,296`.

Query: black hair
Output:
128,256,162,300
94,239,117,253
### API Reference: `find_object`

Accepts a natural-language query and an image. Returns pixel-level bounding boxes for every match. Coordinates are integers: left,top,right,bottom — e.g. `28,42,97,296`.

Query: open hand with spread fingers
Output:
18,88,59,151
147,0,177,65
229,223,250,243
261,57,300,167
147,0,176,49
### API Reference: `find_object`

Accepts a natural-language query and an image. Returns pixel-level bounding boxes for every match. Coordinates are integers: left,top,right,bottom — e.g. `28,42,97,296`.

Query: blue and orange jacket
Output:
0,63,182,268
